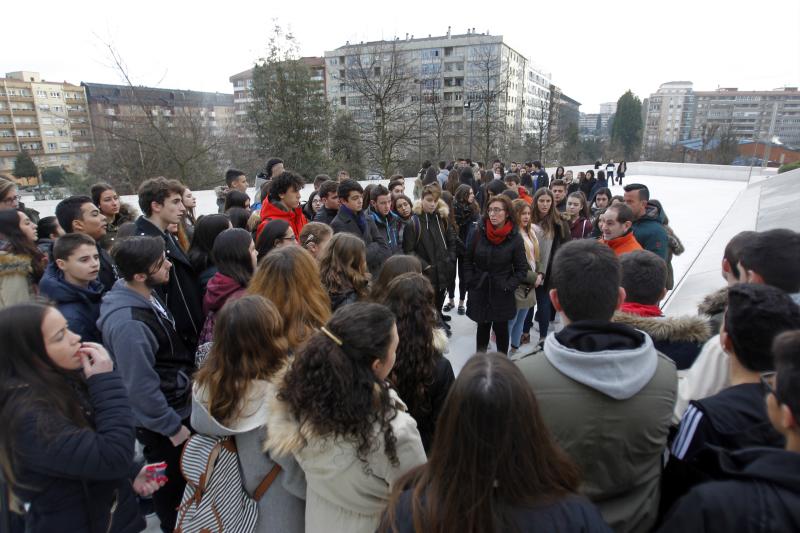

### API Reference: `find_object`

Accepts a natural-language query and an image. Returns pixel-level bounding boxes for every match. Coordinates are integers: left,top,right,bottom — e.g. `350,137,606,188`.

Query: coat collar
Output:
612,311,712,343
412,199,449,219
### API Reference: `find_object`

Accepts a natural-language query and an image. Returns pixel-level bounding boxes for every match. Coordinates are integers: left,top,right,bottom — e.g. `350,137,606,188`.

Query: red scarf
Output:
620,302,663,317
486,220,513,245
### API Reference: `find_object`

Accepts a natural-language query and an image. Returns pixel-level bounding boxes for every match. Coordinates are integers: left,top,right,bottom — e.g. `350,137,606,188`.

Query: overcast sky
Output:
3,0,798,112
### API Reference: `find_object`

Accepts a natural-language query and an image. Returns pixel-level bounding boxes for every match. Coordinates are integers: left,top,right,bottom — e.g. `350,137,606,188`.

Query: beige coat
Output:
0,251,34,309
265,384,426,533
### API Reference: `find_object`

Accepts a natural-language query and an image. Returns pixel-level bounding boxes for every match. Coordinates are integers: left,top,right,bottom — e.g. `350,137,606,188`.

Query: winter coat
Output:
214,185,230,213
532,169,549,191
12,372,144,533
568,216,593,239
533,221,570,289
265,386,427,533
580,177,596,200
96,244,119,294
313,206,338,226
515,228,542,310
199,272,246,345
191,378,307,533
331,206,391,277
39,263,104,343
453,201,479,256
100,203,138,250
600,231,643,256
697,287,727,335
402,200,456,290
463,220,529,323
515,321,677,533
0,251,35,309
98,279,194,437
386,491,612,533
589,178,608,201
135,216,203,351
658,447,800,533
631,202,669,261
612,311,711,370
257,199,308,241
36,238,55,259
369,208,403,255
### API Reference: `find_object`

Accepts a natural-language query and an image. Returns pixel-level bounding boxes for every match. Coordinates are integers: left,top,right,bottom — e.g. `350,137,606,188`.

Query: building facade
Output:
0,71,93,175
642,81,695,152
324,29,552,157
549,87,580,138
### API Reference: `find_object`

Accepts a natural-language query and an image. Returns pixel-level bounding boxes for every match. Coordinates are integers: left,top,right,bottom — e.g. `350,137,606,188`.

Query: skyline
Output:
2,0,799,113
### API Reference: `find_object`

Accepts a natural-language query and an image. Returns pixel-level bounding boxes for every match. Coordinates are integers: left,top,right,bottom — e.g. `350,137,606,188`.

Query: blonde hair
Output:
299,221,333,249
248,246,331,350
512,199,540,262
319,232,370,299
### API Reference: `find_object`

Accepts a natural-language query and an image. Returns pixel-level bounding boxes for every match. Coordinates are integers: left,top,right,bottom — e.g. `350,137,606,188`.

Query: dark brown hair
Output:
380,353,579,533
369,254,422,302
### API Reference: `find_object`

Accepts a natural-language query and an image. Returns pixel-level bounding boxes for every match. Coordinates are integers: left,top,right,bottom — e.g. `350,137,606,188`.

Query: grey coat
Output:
191,379,306,533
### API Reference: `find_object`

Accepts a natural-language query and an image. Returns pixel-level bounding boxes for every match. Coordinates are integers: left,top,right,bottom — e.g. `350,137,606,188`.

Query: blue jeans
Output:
509,307,532,348
534,285,552,338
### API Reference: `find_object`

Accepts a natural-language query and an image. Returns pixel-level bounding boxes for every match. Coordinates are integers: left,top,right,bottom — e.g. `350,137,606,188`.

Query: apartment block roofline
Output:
693,87,799,95
81,81,233,107
229,56,324,83
559,93,581,106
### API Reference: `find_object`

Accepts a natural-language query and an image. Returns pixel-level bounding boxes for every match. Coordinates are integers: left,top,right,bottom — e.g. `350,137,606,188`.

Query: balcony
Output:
0,122,13,129
11,109,37,116
74,145,94,153
16,135,41,143
7,95,34,103
67,107,88,116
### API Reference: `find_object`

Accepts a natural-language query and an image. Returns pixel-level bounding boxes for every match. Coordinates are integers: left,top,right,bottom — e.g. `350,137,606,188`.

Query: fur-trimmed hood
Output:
412,198,449,220
0,251,32,277
698,287,728,317
612,311,712,343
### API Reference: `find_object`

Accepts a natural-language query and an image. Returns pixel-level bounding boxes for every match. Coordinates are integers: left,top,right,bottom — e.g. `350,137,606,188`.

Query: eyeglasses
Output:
760,371,777,398
487,208,505,214
1,195,20,205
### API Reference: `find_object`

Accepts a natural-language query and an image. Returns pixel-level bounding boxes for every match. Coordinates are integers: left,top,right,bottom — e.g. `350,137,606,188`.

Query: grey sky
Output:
3,0,798,112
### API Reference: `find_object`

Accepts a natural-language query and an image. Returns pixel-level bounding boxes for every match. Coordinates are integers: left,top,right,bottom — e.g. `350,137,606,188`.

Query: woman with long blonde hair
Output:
248,246,330,351
508,199,543,353
318,232,370,311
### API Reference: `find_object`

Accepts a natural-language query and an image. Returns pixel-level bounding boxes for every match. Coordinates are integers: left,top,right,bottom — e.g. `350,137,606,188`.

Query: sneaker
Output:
457,304,466,315
443,301,455,312
441,314,452,322
520,333,531,345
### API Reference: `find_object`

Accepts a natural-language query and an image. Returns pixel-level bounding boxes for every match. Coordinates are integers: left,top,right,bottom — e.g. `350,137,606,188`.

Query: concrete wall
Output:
627,161,774,182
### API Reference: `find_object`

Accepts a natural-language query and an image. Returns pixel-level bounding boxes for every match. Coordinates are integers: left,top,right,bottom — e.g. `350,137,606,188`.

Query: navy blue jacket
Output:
12,373,144,533
38,263,104,343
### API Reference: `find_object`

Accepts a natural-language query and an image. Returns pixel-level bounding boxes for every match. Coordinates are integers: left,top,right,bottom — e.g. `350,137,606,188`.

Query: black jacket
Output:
134,216,203,350
313,206,338,226
416,355,455,453
330,206,391,277
97,244,119,293
532,169,550,191
464,221,529,323
386,491,611,533
659,447,800,533
402,200,456,290
13,373,144,533
453,201,480,256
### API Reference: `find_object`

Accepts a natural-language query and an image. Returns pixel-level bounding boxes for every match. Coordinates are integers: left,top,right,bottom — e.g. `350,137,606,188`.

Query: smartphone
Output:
145,462,168,483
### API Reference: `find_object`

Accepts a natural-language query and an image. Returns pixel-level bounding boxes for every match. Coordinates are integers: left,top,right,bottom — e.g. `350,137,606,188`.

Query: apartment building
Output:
324,29,552,145
642,81,695,151
0,71,93,175
548,85,581,139
82,82,234,140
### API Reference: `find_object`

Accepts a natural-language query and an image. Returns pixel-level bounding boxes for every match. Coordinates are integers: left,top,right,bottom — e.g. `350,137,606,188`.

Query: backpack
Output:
175,435,281,533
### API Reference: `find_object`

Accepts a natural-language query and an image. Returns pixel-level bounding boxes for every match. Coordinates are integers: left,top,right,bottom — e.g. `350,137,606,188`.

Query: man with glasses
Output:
660,329,800,531
663,283,800,511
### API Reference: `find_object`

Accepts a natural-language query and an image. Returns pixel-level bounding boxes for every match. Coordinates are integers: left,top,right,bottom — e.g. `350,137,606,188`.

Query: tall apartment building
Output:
82,82,234,140
0,71,93,175
548,84,581,139
691,87,800,148
599,101,617,115
324,30,552,149
643,82,800,152
229,57,326,125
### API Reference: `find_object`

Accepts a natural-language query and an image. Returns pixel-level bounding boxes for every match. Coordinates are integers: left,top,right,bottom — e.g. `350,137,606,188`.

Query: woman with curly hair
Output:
380,273,454,452
379,354,608,533
191,295,306,533
266,302,426,533
248,246,330,352
0,208,46,308
319,232,370,311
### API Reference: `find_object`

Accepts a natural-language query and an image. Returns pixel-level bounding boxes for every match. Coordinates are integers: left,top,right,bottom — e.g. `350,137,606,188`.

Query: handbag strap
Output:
253,464,282,501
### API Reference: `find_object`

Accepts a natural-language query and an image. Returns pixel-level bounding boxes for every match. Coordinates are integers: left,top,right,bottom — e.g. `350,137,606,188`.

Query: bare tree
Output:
419,64,449,162
341,40,421,177
465,44,510,164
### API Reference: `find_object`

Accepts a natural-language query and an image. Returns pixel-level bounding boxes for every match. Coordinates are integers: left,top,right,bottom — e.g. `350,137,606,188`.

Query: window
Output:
47,143,57,150
339,69,345,79
59,142,70,149
374,67,381,77
38,104,50,111
340,97,346,105
36,90,47,97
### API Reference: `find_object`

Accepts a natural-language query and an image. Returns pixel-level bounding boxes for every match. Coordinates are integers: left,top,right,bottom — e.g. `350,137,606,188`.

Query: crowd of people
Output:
0,156,798,533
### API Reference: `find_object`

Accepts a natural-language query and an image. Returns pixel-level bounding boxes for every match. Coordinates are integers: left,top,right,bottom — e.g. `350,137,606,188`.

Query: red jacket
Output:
518,186,533,205
257,199,308,241
600,231,643,256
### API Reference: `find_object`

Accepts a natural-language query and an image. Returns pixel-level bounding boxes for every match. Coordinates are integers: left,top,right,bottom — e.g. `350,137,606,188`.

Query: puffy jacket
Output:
12,373,144,533
632,202,669,261
463,220,529,323
612,311,711,370
135,216,203,350
0,250,35,309
257,198,308,241
516,322,677,533
39,263,104,343
402,200,456,290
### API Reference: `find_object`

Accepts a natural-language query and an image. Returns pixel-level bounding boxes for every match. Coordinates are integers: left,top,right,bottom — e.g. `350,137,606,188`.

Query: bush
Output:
778,162,800,174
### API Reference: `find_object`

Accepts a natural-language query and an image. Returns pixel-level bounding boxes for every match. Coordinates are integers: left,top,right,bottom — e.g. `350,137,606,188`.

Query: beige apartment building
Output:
0,71,93,176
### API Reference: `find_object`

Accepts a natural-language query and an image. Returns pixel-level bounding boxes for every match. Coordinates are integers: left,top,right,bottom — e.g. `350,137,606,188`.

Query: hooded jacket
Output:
464,219,529,323
632,202,669,261
98,279,194,437
0,250,35,309
515,321,677,533
191,375,306,533
697,287,728,334
658,447,800,533
368,207,402,255
331,205,391,277
100,202,138,250
453,201,479,256
600,231,643,256
612,311,711,370
265,386,426,533
402,199,456,289
257,198,308,240
135,216,203,350
199,272,247,345
39,263,104,343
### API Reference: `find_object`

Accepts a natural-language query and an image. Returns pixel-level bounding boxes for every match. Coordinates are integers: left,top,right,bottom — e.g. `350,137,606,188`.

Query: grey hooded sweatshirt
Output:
515,321,677,533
